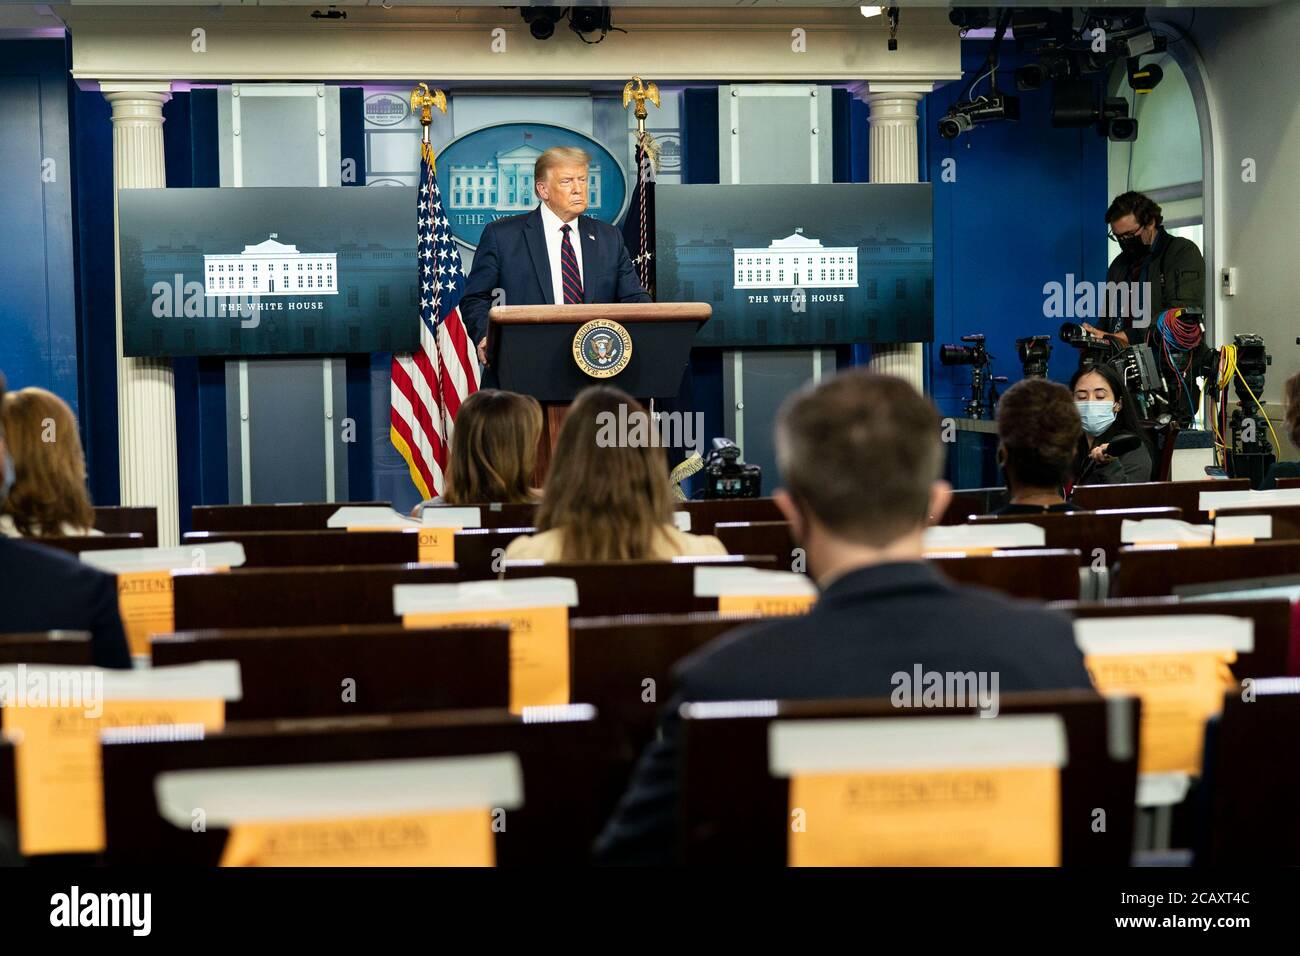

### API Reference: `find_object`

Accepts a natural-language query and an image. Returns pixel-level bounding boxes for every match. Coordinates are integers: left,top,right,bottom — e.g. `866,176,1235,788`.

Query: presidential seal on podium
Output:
572,318,633,379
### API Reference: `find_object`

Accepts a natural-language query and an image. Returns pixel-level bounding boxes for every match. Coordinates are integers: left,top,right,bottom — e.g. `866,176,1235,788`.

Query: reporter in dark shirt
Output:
1069,363,1154,485
594,371,1095,864
0,374,130,669
991,378,1086,516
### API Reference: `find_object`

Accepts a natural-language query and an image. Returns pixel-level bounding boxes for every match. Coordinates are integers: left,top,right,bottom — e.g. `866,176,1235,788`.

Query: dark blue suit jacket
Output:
593,561,1095,865
0,537,132,669
459,206,650,345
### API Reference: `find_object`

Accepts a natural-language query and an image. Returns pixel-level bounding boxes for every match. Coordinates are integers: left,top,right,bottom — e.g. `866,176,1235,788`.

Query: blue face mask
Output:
1077,400,1117,437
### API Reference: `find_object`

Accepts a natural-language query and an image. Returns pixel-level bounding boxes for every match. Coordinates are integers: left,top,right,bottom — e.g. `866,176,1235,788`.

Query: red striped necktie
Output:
560,223,583,304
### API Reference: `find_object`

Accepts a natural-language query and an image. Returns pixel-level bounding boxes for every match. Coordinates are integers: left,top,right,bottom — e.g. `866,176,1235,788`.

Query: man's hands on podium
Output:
478,337,487,365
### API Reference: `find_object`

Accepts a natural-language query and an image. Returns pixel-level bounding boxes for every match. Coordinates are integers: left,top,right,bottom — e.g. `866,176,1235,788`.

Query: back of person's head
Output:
536,385,674,561
443,389,543,505
775,370,945,549
1285,372,1300,450
996,378,1082,490
1,386,94,536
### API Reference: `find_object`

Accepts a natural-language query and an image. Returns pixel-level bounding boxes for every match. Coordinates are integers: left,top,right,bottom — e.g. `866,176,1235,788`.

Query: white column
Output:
855,85,928,392
104,82,179,547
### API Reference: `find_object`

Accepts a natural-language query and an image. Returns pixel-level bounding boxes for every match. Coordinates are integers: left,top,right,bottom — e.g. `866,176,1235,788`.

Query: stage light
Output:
860,6,883,18
521,7,563,41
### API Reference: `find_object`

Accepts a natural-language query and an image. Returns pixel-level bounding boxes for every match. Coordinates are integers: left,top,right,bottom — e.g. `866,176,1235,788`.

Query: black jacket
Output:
1103,227,1205,333
1073,421,1153,485
459,206,651,345
593,561,1094,865
0,538,132,668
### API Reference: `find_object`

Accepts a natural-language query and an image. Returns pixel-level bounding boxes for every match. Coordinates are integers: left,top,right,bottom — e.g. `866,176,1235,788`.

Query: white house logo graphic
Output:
203,234,338,297
733,228,859,290
449,144,602,212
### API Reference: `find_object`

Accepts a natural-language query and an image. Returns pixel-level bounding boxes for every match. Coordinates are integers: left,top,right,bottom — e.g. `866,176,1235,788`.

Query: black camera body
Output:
1059,322,1113,370
940,334,1006,419
939,333,990,367
700,438,762,500
1016,335,1053,378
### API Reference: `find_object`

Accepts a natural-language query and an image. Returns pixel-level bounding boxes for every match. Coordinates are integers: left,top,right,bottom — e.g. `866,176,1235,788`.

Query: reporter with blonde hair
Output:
0,387,101,538
503,386,725,561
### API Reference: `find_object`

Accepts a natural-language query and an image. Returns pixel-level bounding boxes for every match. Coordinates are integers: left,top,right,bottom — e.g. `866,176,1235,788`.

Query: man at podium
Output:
461,146,651,370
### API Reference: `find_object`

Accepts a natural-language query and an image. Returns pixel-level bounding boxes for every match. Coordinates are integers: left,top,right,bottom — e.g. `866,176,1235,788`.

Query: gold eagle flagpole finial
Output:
410,83,447,145
622,76,662,169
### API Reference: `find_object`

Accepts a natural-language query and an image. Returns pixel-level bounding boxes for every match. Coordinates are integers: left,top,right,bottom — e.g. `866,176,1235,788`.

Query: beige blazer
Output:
0,515,103,539
503,523,728,562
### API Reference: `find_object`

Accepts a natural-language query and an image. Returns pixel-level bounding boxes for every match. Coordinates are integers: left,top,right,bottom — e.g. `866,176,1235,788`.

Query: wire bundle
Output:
1209,343,1282,466
1153,308,1202,418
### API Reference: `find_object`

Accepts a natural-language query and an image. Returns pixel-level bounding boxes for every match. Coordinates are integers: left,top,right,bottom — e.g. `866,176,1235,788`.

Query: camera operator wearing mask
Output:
1080,191,1205,350
1070,364,1154,485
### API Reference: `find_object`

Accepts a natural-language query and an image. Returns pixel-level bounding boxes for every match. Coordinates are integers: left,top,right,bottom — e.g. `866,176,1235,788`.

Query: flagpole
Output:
622,76,661,300
410,82,444,146
410,83,450,461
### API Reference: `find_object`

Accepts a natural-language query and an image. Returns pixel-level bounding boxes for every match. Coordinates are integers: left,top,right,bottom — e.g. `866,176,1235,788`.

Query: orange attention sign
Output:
219,809,495,867
404,606,569,713
345,526,457,563
3,698,225,856
116,570,176,656
717,593,816,617
116,568,230,656
416,526,457,564
788,765,1061,867
1085,650,1238,774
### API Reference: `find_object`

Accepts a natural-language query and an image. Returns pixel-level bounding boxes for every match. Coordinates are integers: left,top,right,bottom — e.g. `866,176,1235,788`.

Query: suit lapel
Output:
578,215,599,303
522,207,555,304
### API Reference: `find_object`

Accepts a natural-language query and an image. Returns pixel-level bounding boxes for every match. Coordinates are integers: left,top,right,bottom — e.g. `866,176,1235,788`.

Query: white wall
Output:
1187,4,1300,456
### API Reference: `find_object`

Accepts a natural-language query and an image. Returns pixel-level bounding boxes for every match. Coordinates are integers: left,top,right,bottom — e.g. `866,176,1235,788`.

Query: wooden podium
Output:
486,302,711,479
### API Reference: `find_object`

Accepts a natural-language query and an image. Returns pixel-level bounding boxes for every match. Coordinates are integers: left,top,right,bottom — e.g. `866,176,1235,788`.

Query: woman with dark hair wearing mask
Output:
1069,363,1154,485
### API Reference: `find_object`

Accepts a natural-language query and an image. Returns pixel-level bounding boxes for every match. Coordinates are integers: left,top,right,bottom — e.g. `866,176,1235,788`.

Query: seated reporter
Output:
0,376,129,668
1070,363,1154,485
0,386,102,538
594,371,1094,865
991,378,1086,515
413,389,543,511
1261,372,1300,489
503,386,726,562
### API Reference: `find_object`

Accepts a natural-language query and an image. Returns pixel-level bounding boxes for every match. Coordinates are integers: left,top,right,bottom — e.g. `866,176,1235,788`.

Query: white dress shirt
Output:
538,200,585,304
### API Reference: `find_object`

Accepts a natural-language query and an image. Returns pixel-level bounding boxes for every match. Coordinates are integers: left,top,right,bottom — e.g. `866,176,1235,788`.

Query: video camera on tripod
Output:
939,334,1008,419
1223,333,1275,487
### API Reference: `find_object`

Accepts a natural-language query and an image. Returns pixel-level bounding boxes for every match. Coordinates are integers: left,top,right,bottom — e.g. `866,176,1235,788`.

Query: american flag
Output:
389,141,480,499
622,132,656,298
